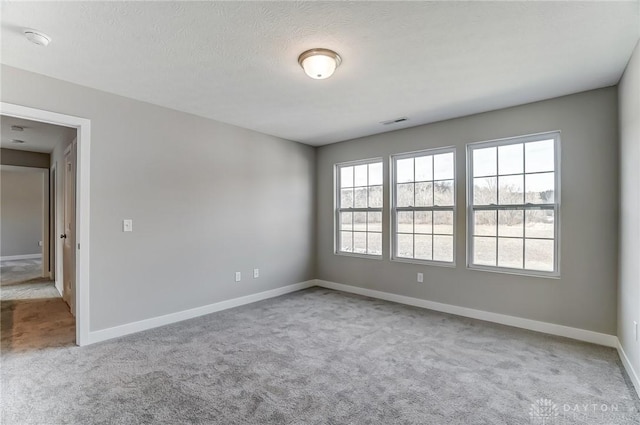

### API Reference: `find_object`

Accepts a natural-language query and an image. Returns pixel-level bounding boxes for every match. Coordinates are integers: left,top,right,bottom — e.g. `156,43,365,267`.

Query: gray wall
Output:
1,169,44,257
317,87,619,334
1,148,50,168
618,40,640,378
1,65,316,332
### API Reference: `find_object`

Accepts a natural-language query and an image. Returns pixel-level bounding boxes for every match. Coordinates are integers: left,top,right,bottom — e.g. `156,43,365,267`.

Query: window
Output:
467,132,560,276
391,148,456,264
336,159,383,257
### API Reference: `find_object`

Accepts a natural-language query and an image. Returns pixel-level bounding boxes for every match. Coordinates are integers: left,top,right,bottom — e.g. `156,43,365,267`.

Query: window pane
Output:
397,158,414,183
434,235,453,262
473,237,496,266
340,166,353,188
473,147,496,177
415,211,432,234
525,239,554,271
368,185,383,208
473,177,497,205
368,162,383,186
354,187,367,208
340,188,353,208
525,139,554,173
498,210,523,237
498,237,523,269
498,143,523,175
397,183,414,207
367,212,382,232
498,175,524,205
397,234,414,258
434,211,454,235
415,234,433,260
525,172,554,204
525,210,554,239
367,232,382,255
354,164,368,186
434,180,454,206
474,211,496,236
397,211,413,233
340,212,353,231
340,232,352,252
353,212,367,231
353,232,367,254
415,182,433,207
434,152,454,180
415,155,433,181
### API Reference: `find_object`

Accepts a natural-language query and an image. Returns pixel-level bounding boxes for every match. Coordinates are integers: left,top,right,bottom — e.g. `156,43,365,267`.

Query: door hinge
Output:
77,243,80,250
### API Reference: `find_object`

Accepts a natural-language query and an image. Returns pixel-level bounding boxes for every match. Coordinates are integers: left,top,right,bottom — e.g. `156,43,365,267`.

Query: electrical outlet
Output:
253,268,259,278
634,321,638,341
417,272,424,283
235,272,241,282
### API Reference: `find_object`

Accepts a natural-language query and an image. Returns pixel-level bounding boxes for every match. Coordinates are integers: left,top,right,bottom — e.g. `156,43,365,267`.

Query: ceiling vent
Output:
380,117,408,125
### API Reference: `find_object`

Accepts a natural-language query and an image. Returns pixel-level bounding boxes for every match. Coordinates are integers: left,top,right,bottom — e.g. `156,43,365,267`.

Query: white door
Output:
62,144,76,315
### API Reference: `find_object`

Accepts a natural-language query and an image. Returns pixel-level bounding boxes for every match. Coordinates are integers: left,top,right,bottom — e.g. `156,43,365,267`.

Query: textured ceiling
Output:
1,1,638,146
1,116,76,153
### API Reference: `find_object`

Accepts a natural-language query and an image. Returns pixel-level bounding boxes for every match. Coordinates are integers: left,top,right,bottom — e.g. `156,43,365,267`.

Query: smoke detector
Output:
24,30,51,47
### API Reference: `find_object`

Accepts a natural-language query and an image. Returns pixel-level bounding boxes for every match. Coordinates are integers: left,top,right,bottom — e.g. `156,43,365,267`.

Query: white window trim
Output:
466,131,561,278
390,147,457,267
334,158,384,260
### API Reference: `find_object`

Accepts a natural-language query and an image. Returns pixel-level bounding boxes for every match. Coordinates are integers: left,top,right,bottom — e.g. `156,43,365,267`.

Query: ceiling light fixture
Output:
24,29,51,47
298,48,341,80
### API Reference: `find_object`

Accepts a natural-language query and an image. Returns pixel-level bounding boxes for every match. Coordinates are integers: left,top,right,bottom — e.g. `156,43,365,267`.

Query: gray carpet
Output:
1,288,638,424
1,281,60,301
0,259,45,286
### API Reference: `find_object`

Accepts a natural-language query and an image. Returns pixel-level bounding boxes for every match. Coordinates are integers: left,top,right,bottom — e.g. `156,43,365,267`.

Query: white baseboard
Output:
315,280,618,348
0,253,42,261
617,339,640,398
87,280,316,345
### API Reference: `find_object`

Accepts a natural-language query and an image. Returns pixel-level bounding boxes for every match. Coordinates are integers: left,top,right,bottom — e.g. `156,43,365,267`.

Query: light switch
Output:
123,219,133,232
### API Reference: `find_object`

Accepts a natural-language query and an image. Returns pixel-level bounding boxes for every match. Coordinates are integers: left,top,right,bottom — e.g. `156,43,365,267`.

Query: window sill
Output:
335,251,383,261
467,264,560,279
391,257,456,268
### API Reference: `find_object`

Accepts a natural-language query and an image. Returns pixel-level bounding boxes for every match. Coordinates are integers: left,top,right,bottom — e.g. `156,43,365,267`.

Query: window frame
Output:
390,146,457,267
466,131,561,278
334,158,384,260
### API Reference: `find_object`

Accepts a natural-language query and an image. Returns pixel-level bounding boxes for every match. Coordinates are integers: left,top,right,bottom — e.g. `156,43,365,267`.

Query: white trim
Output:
1,102,91,346
87,281,316,345
0,254,42,261
617,339,640,398
315,279,617,348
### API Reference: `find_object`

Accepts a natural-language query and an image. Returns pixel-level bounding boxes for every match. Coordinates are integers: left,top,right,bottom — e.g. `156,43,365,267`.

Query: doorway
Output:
0,102,91,346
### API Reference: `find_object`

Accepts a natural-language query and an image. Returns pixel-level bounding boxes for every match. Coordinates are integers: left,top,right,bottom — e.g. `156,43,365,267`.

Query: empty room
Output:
1,1,639,424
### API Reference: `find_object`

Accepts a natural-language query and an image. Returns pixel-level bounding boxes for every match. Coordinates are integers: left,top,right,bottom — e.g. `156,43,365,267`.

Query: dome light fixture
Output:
24,29,51,47
298,48,341,80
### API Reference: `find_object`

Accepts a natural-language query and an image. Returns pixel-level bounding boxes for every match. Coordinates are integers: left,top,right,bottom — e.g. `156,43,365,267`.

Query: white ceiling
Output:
1,2,638,146
1,116,76,153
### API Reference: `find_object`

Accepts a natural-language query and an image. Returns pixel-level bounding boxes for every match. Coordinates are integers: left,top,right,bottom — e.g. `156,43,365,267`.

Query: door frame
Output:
1,102,91,346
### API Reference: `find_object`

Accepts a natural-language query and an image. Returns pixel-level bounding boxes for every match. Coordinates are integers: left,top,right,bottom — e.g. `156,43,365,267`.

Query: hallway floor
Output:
1,260,75,352
0,259,46,286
